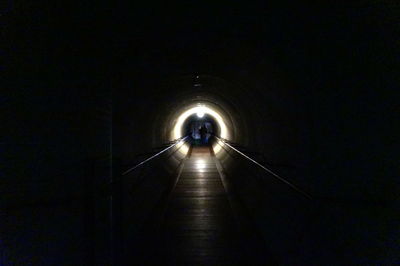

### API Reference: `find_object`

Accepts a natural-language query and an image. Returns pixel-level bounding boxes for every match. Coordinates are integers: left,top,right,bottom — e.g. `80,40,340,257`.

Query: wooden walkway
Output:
136,145,272,265
153,146,244,265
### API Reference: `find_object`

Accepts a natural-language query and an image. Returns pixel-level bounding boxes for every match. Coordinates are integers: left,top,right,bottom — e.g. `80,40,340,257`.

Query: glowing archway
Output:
171,104,229,155
172,105,229,140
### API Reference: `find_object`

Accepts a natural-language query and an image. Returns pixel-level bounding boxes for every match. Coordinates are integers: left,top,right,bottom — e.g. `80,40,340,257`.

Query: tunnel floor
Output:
145,146,269,265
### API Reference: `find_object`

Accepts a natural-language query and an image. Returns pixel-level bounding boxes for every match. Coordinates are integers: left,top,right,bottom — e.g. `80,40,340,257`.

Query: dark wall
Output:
3,2,112,264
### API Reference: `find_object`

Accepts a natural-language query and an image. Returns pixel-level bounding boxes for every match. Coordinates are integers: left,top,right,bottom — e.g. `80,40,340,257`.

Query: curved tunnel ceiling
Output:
153,75,248,146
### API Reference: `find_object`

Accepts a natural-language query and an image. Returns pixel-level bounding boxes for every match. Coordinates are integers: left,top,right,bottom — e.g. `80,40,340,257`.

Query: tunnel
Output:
3,2,398,265
111,74,319,264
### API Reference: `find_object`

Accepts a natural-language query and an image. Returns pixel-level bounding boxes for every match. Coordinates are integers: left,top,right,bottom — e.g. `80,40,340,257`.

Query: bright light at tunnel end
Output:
196,111,205,118
172,104,229,155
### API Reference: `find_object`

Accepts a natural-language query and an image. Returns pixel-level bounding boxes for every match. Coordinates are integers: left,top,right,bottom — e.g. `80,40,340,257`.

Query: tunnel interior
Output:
183,113,219,142
4,2,398,265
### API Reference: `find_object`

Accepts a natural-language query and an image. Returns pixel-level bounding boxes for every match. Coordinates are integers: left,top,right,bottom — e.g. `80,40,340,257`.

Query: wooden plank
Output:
156,146,245,265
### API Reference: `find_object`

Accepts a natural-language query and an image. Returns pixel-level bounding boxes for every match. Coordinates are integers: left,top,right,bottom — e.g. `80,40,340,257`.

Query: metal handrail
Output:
122,136,189,176
214,136,312,200
209,134,297,168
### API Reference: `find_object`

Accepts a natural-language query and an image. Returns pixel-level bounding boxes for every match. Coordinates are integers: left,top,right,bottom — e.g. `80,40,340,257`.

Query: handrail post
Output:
84,159,96,265
111,158,123,265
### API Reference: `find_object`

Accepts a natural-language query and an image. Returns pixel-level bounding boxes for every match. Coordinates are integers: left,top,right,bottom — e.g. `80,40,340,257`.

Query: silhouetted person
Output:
199,126,208,144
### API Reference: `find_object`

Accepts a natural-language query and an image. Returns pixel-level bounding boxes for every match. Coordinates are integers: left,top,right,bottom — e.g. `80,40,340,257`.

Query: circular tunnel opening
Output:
182,113,220,145
150,75,249,160
170,104,232,141
164,102,236,156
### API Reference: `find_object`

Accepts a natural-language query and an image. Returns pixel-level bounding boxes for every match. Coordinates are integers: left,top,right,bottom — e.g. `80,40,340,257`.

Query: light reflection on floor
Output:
161,146,241,264
194,159,207,172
